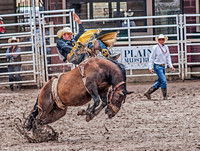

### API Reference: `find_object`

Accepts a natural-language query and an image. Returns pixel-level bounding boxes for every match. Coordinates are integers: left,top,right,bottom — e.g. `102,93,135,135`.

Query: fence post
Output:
179,14,184,81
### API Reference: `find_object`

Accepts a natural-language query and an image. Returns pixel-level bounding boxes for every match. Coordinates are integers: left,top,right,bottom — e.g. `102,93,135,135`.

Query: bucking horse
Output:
18,57,133,142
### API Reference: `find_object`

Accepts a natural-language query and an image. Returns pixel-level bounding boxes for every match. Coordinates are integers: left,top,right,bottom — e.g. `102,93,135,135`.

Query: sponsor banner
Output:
112,46,153,69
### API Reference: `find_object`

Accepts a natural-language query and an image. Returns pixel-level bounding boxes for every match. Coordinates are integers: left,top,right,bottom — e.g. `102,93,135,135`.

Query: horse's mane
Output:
107,58,126,81
106,58,127,94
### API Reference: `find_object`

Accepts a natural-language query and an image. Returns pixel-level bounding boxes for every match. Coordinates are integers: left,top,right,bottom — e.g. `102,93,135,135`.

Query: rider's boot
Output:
144,86,158,100
101,49,120,60
94,40,120,60
161,88,167,100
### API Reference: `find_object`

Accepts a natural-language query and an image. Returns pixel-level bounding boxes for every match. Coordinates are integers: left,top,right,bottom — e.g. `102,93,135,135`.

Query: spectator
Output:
0,17,5,34
6,37,22,91
45,28,51,64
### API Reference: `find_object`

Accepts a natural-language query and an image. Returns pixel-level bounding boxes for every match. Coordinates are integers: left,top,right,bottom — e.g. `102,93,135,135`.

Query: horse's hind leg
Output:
25,78,58,131
38,105,67,125
25,93,54,131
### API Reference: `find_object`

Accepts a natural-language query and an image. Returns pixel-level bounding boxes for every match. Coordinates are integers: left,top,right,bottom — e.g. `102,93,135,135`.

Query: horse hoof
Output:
86,115,91,122
77,109,86,116
77,111,82,116
24,124,32,131
105,108,109,114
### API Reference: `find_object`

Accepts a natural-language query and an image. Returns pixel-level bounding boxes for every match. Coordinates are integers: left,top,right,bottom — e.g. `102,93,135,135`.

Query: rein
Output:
108,81,126,104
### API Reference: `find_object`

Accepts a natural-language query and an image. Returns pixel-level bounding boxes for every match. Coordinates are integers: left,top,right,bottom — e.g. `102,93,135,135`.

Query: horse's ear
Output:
126,90,134,95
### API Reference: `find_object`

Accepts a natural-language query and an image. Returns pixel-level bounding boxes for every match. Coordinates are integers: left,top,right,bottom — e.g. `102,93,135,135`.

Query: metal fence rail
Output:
39,11,200,83
0,12,38,87
0,9,200,88
81,15,181,78
184,14,200,78
38,9,76,83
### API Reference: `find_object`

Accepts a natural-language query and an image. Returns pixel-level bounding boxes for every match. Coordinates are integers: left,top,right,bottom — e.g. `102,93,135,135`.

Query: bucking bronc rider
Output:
56,13,120,64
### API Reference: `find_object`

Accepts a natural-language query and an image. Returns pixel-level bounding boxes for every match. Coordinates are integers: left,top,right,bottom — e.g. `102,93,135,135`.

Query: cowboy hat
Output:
155,34,168,43
8,37,19,43
57,27,75,38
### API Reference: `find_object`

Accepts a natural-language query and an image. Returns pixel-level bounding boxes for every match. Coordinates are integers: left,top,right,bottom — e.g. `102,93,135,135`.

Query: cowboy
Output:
6,37,22,91
144,34,175,100
0,17,5,34
56,13,120,64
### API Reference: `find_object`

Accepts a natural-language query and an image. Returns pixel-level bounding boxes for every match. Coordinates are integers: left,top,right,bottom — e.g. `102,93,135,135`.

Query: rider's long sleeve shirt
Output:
56,24,85,61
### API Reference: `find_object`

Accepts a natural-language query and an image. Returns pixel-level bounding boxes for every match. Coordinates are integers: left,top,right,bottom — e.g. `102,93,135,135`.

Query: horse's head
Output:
105,82,133,119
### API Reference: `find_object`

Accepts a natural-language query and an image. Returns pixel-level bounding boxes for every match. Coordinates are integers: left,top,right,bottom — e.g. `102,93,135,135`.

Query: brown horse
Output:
25,57,133,131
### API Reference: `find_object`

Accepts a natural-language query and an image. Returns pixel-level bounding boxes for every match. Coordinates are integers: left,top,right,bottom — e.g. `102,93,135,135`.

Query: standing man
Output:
6,37,22,91
144,34,175,100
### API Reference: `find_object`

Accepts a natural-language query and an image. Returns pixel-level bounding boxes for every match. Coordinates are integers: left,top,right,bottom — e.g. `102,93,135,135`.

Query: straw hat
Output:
155,34,168,43
8,37,19,43
57,27,75,38
0,17,3,20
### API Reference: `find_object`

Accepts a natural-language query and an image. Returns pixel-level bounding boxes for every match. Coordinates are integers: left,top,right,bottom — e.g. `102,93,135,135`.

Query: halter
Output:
108,81,126,104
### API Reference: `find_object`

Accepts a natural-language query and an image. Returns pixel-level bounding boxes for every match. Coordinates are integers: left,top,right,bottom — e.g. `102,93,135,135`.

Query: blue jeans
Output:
69,40,108,64
68,49,85,64
153,64,167,89
88,40,110,53
8,65,22,89
8,65,22,81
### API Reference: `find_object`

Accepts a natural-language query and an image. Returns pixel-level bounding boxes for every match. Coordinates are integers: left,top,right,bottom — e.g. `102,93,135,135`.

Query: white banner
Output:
113,46,153,69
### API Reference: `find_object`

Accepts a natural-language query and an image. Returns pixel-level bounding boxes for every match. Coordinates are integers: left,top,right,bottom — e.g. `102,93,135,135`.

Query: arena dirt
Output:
1,80,200,151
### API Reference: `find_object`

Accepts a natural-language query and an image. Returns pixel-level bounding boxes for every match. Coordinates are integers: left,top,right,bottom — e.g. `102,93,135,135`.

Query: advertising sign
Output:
112,46,153,69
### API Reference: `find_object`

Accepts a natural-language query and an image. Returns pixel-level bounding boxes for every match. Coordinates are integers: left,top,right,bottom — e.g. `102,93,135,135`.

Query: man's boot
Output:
17,84,21,90
161,88,167,100
94,40,120,60
10,84,14,91
144,86,158,100
102,49,120,60
9,77,14,91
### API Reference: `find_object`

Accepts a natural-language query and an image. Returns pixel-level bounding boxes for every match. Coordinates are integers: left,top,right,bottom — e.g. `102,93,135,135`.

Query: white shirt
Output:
149,43,173,70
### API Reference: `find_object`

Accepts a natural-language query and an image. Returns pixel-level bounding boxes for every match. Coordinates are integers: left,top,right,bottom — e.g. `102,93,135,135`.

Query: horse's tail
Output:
33,96,38,111
23,96,39,131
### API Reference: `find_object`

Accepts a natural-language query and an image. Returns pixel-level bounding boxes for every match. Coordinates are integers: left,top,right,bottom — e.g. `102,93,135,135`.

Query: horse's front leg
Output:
85,92,108,122
85,95,101,115
84,83,101,114
78,99,100,116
